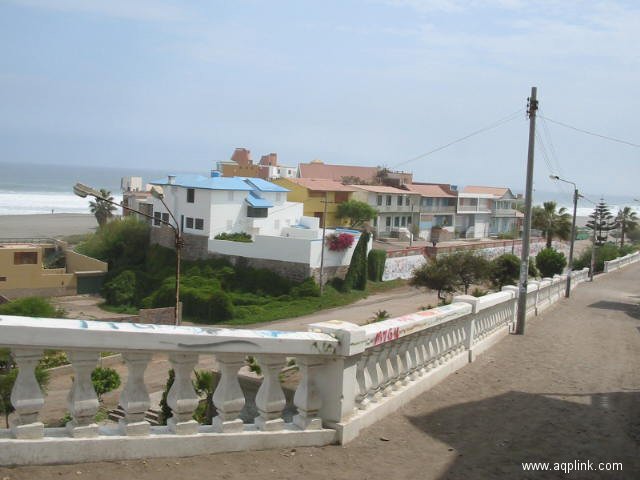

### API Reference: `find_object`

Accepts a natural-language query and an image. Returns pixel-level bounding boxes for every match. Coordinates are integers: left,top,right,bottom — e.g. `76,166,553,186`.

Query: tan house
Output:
0,240,107,299
297,160,379,184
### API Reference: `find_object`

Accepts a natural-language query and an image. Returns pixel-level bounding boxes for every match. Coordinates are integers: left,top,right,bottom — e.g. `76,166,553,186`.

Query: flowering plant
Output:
326,232,355,251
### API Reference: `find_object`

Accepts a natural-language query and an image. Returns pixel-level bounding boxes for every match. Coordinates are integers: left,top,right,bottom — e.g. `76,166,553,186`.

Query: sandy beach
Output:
0,213,99,238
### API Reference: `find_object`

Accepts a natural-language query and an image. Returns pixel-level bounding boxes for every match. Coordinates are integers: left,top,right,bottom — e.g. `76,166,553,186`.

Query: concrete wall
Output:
65,251,107,273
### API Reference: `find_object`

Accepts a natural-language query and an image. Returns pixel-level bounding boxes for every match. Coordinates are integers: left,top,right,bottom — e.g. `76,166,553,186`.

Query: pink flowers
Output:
326,232,355,251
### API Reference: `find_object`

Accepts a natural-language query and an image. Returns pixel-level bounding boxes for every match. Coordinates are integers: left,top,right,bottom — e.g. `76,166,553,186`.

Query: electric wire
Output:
538,115,640,148
393,109,525,168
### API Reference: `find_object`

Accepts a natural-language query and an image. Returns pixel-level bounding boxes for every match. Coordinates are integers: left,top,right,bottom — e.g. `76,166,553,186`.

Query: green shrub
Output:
214,232,252,242
535,248,567,277
102,270,137,306
344,232,370,291
573,243,621,273
618,244,637,256
291,278,321,298
159,369,175,425
369,309,390,323
367,249,387,282
91,367,121,401
0,297,64,318
490,254,520,289
471,287,488,297
528,258,540,278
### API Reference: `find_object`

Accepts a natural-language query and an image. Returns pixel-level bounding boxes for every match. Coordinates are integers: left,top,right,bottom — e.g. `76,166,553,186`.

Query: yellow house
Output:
0,241,108,299
273,178,357,228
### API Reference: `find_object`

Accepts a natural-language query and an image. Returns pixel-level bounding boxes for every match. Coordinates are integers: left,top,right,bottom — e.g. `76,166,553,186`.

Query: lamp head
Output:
549,175,560,180
150,186,165,200
73,183,100,198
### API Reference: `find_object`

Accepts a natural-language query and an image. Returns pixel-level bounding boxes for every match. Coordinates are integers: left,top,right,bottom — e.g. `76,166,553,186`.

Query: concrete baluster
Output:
397,337,411,386
10,349,45,439
212,353,246,433
293,356,323,430
355,351,371,410
119,352,152,436
167,353,200,435
255,354,286,431
66,351,100,438
406,334,420,380
364,347,383,403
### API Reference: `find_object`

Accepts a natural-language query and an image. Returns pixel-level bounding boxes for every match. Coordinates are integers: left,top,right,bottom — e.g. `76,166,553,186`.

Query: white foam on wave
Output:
0,191,123,216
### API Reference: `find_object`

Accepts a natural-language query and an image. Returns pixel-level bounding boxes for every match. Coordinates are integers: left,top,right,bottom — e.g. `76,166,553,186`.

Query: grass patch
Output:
97,303,139,315
220,279,405,326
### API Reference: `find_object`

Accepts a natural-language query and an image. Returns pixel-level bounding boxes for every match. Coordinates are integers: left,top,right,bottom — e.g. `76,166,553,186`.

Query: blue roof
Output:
246,191,274,208
150,175,253,191
243,178,290,193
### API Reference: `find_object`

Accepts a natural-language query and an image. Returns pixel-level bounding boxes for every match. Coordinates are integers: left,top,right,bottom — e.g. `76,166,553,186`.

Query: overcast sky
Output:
1,0,638,197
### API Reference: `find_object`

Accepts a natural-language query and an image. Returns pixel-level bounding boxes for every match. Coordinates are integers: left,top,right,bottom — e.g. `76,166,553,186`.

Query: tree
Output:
91,367,121,402
410,257,457,302
532,201,572,248
335,200,377,228
447,251,490,295
586,200,617,246
535,248,567,277
89,189,117,228
193,370,217,424
489,254,520,289
615,207,638,247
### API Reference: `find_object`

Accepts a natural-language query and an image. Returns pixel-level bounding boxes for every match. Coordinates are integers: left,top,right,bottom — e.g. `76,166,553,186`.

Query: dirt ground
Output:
3,262,639,479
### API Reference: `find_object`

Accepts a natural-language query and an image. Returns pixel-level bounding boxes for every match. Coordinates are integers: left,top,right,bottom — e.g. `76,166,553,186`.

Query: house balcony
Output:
492,208,519,217
374,204,415,214
419,205,456,214
457,205,491,214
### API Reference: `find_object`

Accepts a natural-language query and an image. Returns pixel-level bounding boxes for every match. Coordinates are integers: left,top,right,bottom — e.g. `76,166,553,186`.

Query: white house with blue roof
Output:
149,172,303,239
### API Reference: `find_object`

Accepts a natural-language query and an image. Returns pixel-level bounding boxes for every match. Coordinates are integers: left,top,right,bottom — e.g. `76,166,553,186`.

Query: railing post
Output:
119,352,152,436
453,295,478,362
254,354,286,431
167,353,200,435
308,321,365,427
293,356,324,430
10,349,45,439
66,351,100,438
212,353,246,433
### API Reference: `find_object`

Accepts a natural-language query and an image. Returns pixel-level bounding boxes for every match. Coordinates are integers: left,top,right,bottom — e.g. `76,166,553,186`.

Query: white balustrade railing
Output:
0,254,637,466
604,251,640,273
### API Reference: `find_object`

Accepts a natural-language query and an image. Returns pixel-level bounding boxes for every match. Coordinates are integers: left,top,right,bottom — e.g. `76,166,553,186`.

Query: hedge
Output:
367,249,387,282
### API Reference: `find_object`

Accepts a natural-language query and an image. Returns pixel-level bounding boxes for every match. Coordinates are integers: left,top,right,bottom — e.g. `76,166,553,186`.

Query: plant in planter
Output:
326,232,355,251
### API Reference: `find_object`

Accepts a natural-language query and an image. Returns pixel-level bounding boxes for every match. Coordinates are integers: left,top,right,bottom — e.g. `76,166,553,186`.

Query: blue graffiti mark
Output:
107,322,120,330
173,340,261,349
256,330,284,338
130,323,158,330
78,320,88,329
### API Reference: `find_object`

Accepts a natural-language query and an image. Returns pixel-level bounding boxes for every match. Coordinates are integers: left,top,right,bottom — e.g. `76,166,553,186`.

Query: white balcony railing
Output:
0,259,635,466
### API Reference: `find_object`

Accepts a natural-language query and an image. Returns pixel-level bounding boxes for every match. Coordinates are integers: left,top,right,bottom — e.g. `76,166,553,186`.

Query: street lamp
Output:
74,182,183,325
549,175,579,297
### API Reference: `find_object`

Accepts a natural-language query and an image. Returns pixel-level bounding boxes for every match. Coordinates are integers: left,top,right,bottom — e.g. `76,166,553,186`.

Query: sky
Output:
1,0,639,200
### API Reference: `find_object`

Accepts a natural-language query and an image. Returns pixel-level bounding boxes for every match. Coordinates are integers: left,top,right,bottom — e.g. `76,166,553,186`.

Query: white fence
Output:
0,257,636,466
604,251,640,273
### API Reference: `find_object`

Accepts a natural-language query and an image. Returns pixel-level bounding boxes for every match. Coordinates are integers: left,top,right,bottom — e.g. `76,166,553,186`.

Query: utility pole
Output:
565,186,579,296
319,192,329,295
589,209,598,281
515,86,538,335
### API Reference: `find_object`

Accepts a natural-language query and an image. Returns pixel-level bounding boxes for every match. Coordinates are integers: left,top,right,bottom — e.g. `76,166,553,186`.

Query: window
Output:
154,211,161,226
401,216,406,227
247,207,268,218
187,188,195,203
386,195,392,206
377,195,382,206
0,276,7,282
195,218,204,230
407,216,412,224
385,217,391,227
14,252,37,265
162,213,169,224
394,217,400,227
398,195,403,206
186,217,194,229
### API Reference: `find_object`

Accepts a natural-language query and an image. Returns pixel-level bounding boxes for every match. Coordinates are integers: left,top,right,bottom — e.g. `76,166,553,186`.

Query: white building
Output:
149,173,302,239
457,186,522,239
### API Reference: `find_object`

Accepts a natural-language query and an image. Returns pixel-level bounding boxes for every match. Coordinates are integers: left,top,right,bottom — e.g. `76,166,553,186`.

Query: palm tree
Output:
89,189,116,228
532,201,572,248
615,207,638,247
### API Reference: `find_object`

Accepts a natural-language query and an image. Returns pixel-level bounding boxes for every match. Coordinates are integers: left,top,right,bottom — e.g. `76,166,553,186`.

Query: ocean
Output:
0,162,187,216
0,161,637,217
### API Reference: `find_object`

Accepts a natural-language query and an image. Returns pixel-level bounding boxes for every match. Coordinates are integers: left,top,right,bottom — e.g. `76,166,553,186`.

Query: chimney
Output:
168,175,176,185
231,148,252,166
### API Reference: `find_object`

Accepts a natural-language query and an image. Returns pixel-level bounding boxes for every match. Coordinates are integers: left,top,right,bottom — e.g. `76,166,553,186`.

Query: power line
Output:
539,115,640,148
393,109,524,168
538,109,565,178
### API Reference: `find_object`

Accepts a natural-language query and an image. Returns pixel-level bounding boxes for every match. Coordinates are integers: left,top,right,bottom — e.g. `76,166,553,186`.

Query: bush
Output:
326,233,355,251
214,232,252,242
573,243,620,273
535,248,567,277
291,278,321,298
490,254,520,289
0,297,64,318
159,369,175,425
102,270,137,306
367,249,387,282
91,367,121,401
528,257,540,278
344,232,370,291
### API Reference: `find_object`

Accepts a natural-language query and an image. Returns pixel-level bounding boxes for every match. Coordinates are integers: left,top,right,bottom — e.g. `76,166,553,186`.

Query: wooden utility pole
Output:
319,193,329,295
515,86,538,335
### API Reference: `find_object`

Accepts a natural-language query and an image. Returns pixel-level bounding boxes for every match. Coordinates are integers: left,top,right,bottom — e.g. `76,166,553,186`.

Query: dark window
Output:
247,207,268,218
0,276,6,282
385,217,391,227
377,195,382,206
187,188,195,203
162,213,169,224
186,217,194,229
394,217,400,227
373,217,377,227
386,195,392,206
195,218,204,230
14,252,38,265
153,211,161,226
398,195,403,206
401,216,406,227
407,216,412,224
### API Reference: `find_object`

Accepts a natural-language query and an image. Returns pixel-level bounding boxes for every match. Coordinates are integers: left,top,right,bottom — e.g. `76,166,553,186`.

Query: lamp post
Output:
74,182,183,325
549,175,578,297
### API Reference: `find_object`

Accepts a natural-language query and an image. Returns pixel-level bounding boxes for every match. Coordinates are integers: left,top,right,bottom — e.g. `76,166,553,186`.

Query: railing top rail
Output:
0,316,339,356
362,303,472,348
